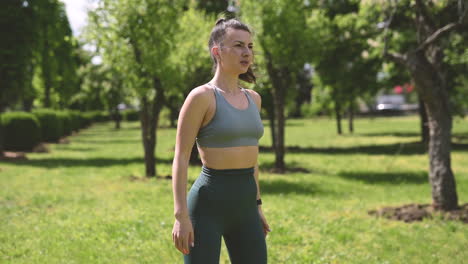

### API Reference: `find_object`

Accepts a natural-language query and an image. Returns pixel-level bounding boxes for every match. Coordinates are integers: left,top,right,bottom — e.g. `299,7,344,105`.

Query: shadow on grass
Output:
453,132,468,142
70,139,141,144
337,170,427,184
260,141,428,155
358,132,420,137
260,179,328,196
453,142,468,151
52,146,97,152
259,160,314,174
9,157,173,168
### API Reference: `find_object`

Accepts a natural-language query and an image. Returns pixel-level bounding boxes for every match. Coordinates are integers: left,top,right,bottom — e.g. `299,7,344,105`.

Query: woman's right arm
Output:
172,88,209,254
172,88,208,219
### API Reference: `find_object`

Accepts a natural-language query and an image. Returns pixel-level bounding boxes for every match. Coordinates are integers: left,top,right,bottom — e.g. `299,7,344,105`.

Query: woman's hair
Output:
208,18,256,83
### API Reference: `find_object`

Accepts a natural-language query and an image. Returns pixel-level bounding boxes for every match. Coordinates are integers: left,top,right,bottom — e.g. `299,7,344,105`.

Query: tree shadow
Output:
358,132,420,137
8,156,173,168
453,132,468,142
259,141,427,155
337,170,428,185
70,139,141,144
259,160,312,174
52,146,97,152
453,143,468,151
259,179,329,196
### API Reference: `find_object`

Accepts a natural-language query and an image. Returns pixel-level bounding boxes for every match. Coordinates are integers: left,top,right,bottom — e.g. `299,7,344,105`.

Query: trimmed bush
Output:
123,109,140,121
33,109,63,142
2,112,41,151
57,112,72,136
80,112,94,128
67,110,81,132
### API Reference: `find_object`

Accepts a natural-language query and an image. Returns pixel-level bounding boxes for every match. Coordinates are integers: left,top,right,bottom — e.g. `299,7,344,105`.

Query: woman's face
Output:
214,28,253,75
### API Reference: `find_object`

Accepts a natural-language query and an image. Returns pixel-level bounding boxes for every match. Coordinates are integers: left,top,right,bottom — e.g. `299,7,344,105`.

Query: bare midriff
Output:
198,146,258,169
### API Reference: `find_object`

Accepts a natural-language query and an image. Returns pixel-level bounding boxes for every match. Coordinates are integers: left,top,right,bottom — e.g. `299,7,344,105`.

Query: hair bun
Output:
215,18,226,26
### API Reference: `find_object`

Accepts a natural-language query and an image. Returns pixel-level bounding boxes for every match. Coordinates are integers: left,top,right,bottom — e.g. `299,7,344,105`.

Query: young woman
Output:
171,18,271,264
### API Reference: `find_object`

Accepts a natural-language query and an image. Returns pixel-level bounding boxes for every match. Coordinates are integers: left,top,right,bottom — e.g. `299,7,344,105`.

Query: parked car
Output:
374,94,405,115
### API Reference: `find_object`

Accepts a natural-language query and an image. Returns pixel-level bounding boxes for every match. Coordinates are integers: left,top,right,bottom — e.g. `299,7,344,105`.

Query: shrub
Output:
33,109,63,142
123,109,140,121
2,112,41,151
57,112,72,136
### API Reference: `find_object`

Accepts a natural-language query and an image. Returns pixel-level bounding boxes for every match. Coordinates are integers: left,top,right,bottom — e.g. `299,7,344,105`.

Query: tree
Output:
166,6,213,164
33,0,79,109
363,0,468,210
0,0,37,112
87,0,185,177
242,0,313,172
311,1,382,135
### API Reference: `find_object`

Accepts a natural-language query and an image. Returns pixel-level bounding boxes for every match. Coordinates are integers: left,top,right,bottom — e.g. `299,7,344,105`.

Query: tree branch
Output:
415,0,437,32
385,51,407,65
459,0,468,25
416,22,459,51
382,0,405,65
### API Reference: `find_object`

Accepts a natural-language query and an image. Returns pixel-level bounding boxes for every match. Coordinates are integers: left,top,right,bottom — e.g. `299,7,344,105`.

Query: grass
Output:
1,115,467,264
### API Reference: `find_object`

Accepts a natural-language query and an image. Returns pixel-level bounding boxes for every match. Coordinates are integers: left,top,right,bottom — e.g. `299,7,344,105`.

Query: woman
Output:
171,18,271,264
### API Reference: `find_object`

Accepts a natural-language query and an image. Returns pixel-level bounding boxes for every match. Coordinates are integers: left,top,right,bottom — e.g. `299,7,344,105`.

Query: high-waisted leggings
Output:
183,165,267,264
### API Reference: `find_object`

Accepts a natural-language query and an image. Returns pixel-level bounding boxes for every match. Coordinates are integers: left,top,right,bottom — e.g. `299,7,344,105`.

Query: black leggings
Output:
184,166,267,264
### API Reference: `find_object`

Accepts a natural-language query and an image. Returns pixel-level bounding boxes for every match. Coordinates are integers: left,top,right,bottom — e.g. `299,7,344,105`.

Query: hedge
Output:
2,112,41,151
33,109,63,142
1,110,112,151
123,109,140,121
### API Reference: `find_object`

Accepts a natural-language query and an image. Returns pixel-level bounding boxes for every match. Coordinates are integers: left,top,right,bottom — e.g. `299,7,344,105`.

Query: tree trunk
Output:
114,107,121,130
140,96,156,177
272,86,286,172
418,97,429,147
42,28,52,108
335,101,342,135
169,108,177,128
140,77,165,177
22,98,34,112
408,50,458,210
0,115,4,157
265,103,276,155
348,104,354,134
264,53,285,172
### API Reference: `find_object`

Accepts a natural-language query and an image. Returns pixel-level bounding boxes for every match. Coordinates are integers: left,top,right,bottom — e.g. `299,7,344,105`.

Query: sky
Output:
60,0,93,36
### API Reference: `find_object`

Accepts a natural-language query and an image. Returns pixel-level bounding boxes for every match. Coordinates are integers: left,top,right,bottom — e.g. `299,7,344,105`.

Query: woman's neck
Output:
210,69,240,94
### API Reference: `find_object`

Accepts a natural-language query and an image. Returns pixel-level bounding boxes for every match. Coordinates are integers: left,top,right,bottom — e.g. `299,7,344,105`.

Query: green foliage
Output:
0,0,37,110
86,0,186,98
2,112,41,151
33,109,63,142
0,0,81,110
309,3,382,115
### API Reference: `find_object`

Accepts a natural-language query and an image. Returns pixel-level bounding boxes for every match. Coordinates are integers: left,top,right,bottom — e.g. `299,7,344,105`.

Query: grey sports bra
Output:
196,84,264,148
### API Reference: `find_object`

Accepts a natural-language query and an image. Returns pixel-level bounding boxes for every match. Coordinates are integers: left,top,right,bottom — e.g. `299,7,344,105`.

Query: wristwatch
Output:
256,199,262,206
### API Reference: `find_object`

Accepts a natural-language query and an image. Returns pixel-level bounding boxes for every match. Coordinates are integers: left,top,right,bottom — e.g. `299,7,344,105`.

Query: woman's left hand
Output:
258,207,271,237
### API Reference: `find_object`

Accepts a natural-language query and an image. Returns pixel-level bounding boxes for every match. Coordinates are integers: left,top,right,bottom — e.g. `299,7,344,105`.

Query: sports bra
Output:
196,84,264,148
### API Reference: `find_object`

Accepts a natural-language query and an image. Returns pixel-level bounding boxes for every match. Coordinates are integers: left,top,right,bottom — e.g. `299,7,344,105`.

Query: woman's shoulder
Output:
186,84,214,104
242,88,261,107
243,88,260,98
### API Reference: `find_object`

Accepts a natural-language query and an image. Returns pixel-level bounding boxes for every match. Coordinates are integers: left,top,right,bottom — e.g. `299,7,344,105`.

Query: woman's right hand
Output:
172,217,195,255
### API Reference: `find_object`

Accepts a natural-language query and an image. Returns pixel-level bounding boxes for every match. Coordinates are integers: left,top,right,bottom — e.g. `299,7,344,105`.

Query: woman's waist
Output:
198,145,258,169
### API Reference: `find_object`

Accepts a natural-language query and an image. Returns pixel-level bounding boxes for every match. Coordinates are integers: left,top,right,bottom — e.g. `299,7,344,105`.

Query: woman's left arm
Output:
247,88,271,236
254,162,271,237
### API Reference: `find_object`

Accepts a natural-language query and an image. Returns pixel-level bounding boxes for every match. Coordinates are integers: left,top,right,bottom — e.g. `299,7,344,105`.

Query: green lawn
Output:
1,115,467,264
